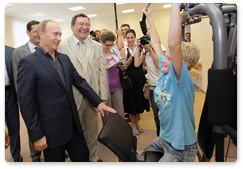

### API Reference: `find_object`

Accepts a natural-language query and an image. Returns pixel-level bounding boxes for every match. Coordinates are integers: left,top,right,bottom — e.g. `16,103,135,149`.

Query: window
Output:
12,19,28,48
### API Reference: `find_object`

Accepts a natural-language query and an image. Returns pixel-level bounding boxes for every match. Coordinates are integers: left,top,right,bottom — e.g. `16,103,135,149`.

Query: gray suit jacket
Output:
58,37,108,109
12,42,31,93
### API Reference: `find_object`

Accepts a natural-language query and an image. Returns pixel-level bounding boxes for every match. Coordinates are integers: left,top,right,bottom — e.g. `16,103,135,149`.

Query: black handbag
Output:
119,48,133,90
119,69,133,90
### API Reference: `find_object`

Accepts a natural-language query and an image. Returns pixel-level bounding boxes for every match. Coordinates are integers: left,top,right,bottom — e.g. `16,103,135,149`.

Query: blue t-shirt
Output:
154,55,197,150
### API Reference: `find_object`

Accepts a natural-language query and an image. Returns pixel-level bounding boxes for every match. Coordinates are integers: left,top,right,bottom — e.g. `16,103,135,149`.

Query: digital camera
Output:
140,35,150,46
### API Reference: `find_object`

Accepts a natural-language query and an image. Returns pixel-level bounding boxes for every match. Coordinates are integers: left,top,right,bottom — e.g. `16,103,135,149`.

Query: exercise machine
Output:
180,3,237,162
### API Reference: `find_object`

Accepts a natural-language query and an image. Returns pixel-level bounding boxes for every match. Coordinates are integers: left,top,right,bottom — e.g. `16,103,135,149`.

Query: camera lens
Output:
140,35,150,45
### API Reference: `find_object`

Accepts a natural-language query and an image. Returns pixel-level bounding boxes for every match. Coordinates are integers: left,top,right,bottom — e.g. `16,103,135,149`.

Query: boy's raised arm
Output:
168,3,183,81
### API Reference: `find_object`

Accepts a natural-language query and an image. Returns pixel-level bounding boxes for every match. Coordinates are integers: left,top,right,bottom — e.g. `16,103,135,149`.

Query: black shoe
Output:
97,159,103,162
32,158,40,162
14,155,23,162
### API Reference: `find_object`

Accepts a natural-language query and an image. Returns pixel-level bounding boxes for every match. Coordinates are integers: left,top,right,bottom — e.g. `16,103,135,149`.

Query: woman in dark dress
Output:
120,29,149,135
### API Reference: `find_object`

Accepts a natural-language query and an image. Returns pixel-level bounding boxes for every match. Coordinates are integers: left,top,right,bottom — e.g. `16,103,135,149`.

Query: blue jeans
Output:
150,89,160,136
144,137,198,162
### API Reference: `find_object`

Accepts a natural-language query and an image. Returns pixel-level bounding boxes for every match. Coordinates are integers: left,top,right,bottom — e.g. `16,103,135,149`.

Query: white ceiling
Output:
5,3,171,23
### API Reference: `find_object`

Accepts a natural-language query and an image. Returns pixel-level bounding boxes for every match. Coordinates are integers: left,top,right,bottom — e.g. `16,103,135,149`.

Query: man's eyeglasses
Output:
104,43,114,47
75,22,90,27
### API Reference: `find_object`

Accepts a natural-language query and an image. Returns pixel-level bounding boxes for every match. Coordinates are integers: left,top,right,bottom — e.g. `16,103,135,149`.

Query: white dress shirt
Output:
28,41,37,53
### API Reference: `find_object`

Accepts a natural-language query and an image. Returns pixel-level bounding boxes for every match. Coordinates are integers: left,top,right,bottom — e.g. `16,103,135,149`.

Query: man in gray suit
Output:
58,13,108,162
12,20,41,162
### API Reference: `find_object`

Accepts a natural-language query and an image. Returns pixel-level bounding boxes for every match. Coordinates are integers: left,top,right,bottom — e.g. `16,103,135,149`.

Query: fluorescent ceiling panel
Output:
5,3,15,8
87,14,97,18
30,12,46,17
54,19,65,23
68,6,85,11
122,9,135,13
163,4,171,8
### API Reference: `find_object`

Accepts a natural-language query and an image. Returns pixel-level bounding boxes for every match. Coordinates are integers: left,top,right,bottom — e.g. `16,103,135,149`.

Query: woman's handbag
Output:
119,69,133,90
143,82,150,100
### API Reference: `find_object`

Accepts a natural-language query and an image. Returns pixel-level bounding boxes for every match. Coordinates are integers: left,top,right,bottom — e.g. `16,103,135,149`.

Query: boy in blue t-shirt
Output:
143,4,200,162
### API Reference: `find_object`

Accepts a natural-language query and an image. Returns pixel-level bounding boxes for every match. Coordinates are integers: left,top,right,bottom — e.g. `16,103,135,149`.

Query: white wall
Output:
58,22,73,41
5,15,14,47
191,17,214,92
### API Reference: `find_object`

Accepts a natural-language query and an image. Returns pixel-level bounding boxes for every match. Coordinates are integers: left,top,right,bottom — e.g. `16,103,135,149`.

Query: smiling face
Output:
27,24,39,46
121,25,129,38
71,16,90,41
185,33,191,40
101,41,114,53
161,50,171,73
125,32,136,46
39,21,62,53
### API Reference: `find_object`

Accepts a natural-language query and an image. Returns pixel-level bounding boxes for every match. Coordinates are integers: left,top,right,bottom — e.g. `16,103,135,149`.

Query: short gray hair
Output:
37,20,57,39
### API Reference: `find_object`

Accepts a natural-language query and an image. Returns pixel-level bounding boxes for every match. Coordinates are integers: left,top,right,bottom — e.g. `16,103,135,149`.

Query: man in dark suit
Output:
5,45,22,162
17,20,116,162
185,32,191,42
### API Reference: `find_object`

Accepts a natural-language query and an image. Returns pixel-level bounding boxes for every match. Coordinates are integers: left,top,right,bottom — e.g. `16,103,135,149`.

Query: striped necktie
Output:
78,41,88,80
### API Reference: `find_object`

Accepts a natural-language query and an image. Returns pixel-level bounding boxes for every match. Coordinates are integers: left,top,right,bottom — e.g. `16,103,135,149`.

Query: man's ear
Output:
70,24,74,31
184,61,190,68
26,30,30,37
38,30,43,39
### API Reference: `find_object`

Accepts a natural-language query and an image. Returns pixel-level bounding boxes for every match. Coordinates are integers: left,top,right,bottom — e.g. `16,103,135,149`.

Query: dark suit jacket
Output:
5,46,15,86
185,39,191,42
5,45,18,99
17,48,102,148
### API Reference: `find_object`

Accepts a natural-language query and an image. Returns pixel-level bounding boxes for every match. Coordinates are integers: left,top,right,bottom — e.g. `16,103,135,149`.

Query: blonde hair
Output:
181,42,200,70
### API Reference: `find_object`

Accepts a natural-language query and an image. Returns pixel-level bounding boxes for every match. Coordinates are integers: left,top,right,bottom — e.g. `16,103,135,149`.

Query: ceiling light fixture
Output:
54,19,65,23
122,9,135,13
68,6,85,11
163,4,171,8
30,12,46,17
87,14,97,18
5,3,15,8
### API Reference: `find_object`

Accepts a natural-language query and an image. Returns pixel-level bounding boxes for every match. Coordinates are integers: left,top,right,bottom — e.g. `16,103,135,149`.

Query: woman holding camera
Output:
134,30,167,137
120,29,149,135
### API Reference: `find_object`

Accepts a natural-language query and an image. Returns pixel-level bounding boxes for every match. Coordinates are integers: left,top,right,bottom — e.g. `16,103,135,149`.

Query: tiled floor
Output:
5,89,237,162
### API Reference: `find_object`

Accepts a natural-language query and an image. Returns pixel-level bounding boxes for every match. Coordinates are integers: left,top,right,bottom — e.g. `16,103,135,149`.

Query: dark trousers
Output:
28,136,41,160
43,123,89,162
150,89,160,136
5,86,21,158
